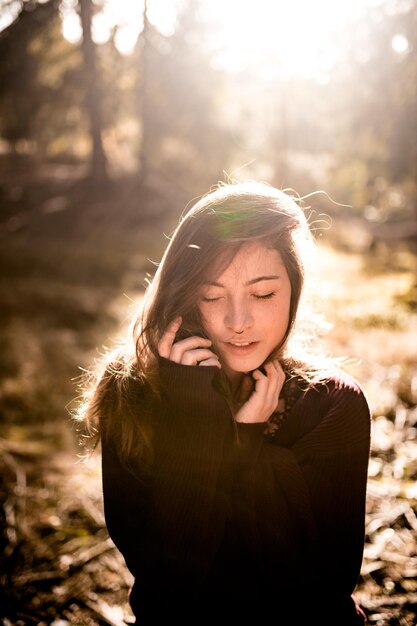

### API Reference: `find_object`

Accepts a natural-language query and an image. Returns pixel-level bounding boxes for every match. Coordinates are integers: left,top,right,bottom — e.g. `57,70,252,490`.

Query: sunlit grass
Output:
317,244,415,331
312,243,417,415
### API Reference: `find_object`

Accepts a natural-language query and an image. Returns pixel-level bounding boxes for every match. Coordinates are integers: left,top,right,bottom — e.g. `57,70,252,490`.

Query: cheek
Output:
198,307,217,336
270,300,290,330
199,307,226,343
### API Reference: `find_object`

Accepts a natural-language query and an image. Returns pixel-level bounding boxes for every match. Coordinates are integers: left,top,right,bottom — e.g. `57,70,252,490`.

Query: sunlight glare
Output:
391,33,409,54
59,0,385,75
61,11,82,44
203,0,385,79
61,0,181,55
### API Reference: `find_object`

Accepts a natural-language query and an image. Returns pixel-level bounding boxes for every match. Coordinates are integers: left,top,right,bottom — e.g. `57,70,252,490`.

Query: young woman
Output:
76,181,371,625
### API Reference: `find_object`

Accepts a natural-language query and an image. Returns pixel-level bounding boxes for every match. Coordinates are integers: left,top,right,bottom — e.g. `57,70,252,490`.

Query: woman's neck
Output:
222,367,245,393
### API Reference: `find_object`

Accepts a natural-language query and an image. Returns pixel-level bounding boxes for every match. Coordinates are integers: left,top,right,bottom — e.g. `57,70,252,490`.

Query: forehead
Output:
208,241,285,281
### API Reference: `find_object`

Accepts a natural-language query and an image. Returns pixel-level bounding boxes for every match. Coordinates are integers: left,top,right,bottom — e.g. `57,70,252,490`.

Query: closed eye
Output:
201,296,223,302
253,292,276,300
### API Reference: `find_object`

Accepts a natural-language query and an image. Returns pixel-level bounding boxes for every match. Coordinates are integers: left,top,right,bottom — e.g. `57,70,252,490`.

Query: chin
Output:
225,357,264,374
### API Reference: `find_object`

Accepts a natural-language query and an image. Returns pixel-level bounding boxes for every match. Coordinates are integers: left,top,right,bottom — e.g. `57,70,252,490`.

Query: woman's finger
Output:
263,361,285,412
272,360,286,396
235,360,286,424
180,348,218,366
169,336,212,363
199,357,221,368
236,374,254,405
157,317,182,358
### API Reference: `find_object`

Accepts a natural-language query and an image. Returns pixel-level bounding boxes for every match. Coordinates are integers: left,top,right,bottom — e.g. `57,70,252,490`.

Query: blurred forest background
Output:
0,0,417,624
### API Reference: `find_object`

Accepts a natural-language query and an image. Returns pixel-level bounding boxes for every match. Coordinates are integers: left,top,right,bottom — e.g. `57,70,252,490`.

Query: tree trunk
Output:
138,0,150,184
79,0,108,184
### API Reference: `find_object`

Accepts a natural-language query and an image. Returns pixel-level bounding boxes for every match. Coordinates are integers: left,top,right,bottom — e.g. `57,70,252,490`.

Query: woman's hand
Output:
234,360,285,424
158,316,221,368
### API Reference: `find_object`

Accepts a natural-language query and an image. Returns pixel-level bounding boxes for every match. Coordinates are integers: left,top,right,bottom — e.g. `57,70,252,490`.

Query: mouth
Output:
222,340,259,355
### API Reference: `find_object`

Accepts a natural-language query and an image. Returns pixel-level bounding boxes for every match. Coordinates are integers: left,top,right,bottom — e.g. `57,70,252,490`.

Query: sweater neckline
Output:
264,372,306,440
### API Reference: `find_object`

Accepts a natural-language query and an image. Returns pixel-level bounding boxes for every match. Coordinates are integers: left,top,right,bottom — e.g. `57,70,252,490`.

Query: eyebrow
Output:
204,275,281,288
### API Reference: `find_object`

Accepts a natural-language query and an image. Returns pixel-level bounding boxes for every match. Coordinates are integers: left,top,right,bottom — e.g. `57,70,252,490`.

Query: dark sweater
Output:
101,358,371,625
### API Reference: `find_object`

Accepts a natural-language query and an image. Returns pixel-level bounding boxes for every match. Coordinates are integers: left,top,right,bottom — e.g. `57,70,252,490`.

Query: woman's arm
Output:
101,432,158,579
233,374,371,606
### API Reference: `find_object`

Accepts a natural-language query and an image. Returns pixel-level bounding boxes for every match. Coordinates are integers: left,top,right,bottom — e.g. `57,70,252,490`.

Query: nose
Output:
225,299,253,334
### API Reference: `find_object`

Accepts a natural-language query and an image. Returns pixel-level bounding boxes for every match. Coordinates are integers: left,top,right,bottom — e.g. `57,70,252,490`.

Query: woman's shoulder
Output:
288,359,369,406
301,367,371,443
310,366,367,395
97,358,155,429
270,362,371,449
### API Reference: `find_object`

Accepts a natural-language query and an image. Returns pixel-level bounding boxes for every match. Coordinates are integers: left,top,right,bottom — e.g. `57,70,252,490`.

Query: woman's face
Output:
198,241,292,384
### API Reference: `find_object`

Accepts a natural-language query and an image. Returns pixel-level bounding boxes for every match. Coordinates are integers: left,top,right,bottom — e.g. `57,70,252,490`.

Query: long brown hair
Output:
73,180,328,464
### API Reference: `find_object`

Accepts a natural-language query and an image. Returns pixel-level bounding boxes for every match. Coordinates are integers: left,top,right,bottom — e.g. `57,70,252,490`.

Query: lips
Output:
223,340,259,355
225,336,258,344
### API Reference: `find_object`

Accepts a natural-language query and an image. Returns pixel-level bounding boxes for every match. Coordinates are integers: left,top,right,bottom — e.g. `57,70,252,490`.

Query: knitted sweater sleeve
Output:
102,358,236,585
101,434,155,579
234,371,371,618
150,358,236,579
295,376,371,586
